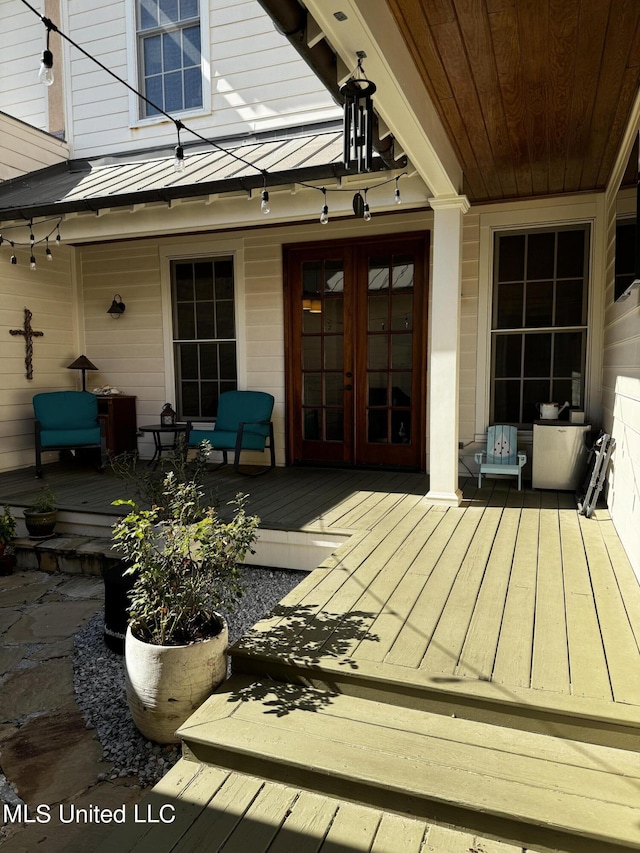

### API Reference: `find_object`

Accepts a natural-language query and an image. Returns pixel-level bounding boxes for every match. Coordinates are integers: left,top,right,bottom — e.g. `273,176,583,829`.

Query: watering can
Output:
538,401,570,419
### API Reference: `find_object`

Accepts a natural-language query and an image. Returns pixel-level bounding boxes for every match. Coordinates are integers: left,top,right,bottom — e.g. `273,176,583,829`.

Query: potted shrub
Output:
0,506,17,575
23,487,58,539
112,470,259,744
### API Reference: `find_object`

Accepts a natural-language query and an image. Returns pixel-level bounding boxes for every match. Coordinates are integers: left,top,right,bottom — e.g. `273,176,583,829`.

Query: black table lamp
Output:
67,355,99,391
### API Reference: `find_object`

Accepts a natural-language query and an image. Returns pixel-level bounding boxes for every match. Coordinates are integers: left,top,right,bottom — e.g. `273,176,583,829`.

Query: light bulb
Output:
261,189,270,215
363,203,372,222
173,145,185,172
46,246,53,261
320,204,329,225
10,243,17,264
38,50,54,86
394,186,402,205
30,255,37,271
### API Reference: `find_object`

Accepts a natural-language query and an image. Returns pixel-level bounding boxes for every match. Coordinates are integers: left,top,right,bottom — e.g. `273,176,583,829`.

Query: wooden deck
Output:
5,460,640,849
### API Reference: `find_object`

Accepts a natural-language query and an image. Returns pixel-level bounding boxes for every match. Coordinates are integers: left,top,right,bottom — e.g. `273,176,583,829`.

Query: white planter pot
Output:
124,619,228,744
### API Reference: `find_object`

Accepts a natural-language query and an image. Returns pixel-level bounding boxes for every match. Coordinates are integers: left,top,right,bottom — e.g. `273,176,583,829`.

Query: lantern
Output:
161,403,176,426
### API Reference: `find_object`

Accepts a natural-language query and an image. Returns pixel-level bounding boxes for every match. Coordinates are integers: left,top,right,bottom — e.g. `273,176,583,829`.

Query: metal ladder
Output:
578,432,614,518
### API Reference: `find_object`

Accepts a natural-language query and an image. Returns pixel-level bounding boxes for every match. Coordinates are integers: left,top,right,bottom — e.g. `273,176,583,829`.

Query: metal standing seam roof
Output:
0,129,388,220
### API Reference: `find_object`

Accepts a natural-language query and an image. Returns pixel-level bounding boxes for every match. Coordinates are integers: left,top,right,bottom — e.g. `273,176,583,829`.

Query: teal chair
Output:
33,391,106,478
474,424,526,490
186,390,275,475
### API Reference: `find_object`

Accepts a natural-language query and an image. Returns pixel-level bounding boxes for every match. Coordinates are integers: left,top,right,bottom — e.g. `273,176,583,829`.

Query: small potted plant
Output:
23,487,58,539
112,469,259,744
0,506,17,575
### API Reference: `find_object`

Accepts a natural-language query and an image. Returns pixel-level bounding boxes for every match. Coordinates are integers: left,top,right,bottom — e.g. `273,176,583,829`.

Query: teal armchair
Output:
474,424,527,491
186,390,275,475
33,391,106,478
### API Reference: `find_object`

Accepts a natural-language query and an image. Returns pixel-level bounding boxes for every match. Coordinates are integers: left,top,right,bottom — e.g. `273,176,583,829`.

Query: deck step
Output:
176,674,640,853
97,759,544,853
12,534,119,576
231,641,640,753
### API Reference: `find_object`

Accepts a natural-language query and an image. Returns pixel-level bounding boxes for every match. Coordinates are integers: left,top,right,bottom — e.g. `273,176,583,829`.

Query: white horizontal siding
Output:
0,114,69,180
62,0,340,158
0,4,47,132
0,245,77,473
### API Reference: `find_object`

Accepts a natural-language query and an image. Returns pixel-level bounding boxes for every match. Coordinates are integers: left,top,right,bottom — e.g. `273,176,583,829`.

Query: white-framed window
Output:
137,0,203,118
171,257,237,420
490,225,590,427
614,218,636,302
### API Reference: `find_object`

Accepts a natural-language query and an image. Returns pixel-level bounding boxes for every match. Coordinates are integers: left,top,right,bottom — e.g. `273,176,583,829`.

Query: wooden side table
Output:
96,395,137,456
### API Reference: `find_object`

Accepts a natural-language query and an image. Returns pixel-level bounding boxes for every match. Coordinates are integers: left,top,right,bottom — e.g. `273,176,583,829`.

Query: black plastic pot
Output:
102,560,136,654
24,510,57,540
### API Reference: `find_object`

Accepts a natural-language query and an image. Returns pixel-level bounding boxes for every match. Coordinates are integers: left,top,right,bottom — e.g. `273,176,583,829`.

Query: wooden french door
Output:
285,234,428,469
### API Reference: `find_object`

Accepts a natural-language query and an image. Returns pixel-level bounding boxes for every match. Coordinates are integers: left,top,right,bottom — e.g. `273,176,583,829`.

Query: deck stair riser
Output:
230,649,640,753
177,675,640,853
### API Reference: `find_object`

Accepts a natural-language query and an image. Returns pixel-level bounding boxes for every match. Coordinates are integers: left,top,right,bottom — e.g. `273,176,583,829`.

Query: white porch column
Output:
426,195,470,506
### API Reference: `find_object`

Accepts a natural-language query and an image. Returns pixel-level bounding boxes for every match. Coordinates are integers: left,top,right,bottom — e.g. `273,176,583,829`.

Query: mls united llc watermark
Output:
3,803,176,825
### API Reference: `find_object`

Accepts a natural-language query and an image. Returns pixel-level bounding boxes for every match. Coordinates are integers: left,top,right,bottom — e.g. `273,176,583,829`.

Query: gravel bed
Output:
72,566,302,788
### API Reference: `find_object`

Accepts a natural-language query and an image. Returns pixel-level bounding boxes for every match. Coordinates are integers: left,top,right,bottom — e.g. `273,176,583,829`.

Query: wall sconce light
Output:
67,354,99,391
107,294,125,318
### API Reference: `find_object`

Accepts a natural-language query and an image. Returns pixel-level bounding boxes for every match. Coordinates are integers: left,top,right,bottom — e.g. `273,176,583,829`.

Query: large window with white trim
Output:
171,258,237,420
137,0,202,118
491,226,589,427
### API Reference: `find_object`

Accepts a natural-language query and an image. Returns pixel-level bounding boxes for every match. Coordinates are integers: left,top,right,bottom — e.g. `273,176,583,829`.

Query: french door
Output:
285,234,428,469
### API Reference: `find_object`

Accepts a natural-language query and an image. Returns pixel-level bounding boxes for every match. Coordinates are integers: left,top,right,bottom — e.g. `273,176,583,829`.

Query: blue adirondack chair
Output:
33,390,106,478
186,390,275,475
474,424,526,490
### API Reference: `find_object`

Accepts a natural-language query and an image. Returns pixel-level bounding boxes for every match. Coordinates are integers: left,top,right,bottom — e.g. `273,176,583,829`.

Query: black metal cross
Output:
10,308,44,380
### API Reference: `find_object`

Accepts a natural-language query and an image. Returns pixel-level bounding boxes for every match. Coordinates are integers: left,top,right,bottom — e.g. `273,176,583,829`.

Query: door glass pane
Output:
391,374,412,406
368,257,390,290
392,255,414,290
368,335,388,369
391,411,411,444
302,261,322,298
302,338,321,370
368,410,387,443
325,374,343,406
324,336,343,370
368,295,388,331
525,282,553,327
325,261,344,293
391,294,412,330
523,333,551,377
302,311,322,333
303,409,321,440
391,334,412,369
324,298,343,332
325,410,344,441
368,373,387,406
304,374,322,406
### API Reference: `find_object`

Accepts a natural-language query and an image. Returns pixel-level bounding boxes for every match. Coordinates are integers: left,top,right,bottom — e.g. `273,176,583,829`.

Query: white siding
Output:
0,3,47,131
59,0,340,158
0,245,77,472
603,187,640,579
0,113,69,180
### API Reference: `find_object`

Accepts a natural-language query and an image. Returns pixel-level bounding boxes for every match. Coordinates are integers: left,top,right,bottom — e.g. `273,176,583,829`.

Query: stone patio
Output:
0,570,148,852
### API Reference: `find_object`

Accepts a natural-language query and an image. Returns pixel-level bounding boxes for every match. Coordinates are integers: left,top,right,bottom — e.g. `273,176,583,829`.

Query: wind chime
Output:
340,53,377,173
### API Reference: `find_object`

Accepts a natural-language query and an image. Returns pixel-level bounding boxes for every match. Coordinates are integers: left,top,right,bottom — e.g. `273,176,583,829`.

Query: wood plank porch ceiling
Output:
386,0,640,202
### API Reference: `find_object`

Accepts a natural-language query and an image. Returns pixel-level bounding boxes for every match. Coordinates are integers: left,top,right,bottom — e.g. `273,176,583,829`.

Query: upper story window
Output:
491,226,590,427
137,0,202,118
614,219,636,302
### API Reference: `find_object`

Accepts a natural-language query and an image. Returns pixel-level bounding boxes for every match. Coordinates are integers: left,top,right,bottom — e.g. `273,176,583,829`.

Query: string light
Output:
38,19,55,86
30,254,37,271
320,189,329,225
18,0,409,232
363,189,372,222
10,242,17,265
46,237,53,261
0,218,62,266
